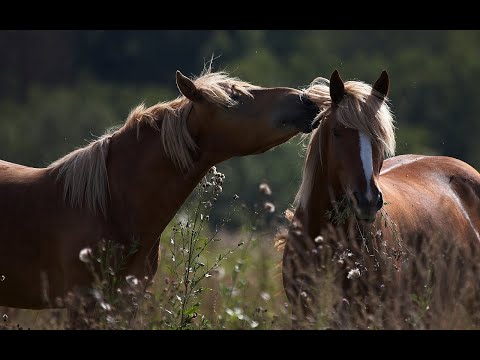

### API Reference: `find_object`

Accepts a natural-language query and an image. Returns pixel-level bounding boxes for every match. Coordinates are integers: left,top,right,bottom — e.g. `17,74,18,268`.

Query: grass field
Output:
2,171,480,330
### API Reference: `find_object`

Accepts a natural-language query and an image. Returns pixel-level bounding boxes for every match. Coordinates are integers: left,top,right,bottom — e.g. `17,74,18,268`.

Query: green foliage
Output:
1,30,479,229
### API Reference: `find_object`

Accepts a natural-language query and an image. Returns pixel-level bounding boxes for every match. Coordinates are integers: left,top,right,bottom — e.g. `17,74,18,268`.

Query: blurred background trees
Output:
1,30,479,228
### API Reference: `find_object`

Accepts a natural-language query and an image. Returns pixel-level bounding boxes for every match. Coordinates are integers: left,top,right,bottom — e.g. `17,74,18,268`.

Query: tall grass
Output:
1,171,479,330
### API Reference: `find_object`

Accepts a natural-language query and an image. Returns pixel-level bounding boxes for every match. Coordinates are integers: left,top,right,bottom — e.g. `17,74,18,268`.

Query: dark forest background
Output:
1,30,478,227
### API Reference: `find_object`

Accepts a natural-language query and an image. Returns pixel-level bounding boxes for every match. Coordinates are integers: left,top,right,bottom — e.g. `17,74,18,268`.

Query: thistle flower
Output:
314,236,324,244
264,202,275,213
260,292,271,301
203,201,213,208
347,268,361,279
79,247,93,263
126,275,140,288
259,182,272,195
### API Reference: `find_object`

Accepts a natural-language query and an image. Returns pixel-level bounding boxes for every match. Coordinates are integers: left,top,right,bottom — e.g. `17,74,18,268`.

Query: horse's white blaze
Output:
359,132,373,201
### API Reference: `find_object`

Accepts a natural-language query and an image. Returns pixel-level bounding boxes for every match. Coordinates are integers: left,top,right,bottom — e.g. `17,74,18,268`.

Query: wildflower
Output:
208,166,217,174
215,266,225,280
79,248,93,263
234,307,244,320
205,215,210,221
1,275,5,282
205,273,212,278
92,289,103,301
233,194,239,200
347,268,361,279
260,292,271,301
126,275,140,288
231,288,240,297
264,202,275,213
3,314,8,322
215,185,223,193
214,173,224,184
250,320,259,328
100,302,112,311
203,201,213,209
259,182,272,195
314,236,324,244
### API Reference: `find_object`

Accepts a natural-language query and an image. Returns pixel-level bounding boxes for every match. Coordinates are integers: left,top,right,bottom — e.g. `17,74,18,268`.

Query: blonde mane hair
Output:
48,68,258,216
294,76,396,209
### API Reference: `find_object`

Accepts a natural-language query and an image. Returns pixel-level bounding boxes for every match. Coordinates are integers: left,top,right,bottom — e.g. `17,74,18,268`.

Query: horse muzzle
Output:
297,95,320,133
350,190,383,223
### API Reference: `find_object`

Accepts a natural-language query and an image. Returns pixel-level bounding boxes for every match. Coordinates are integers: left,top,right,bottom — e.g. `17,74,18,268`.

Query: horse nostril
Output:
376,192,384,210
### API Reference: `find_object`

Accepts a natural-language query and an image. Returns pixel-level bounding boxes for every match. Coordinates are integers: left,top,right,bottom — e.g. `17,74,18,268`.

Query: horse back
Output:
380,155,480,243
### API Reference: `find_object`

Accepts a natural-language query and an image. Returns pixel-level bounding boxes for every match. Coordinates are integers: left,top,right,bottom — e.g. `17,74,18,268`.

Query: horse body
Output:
282,70,480,328
379,155,480,244
0,124,209,309
0,160,102,308
0,69,320,310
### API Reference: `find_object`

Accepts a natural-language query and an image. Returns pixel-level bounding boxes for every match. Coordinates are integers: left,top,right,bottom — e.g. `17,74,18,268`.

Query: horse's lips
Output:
359,217,376,224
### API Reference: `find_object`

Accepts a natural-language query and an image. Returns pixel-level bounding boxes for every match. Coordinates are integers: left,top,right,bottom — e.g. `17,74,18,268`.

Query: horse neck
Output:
106,123,214,238
296,163,333,241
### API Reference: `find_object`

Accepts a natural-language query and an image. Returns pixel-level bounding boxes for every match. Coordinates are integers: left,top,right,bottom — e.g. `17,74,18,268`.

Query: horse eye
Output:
332,128,340,138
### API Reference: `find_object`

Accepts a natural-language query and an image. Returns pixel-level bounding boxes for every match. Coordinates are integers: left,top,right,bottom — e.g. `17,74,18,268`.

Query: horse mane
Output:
48,67,257,216
294,76,396,210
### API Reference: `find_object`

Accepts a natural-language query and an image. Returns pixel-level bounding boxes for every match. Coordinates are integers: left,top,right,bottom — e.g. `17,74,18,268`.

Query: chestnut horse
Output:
282,70,480,328
0,68,319,310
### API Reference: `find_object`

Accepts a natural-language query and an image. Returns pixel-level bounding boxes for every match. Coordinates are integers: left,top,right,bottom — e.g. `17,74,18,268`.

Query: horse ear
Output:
330,69,345,104
176,70,203,102
372,70,389,99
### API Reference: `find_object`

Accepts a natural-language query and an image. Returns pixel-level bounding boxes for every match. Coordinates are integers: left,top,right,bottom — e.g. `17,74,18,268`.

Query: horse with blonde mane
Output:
281,70,480,328
0,67,319,311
